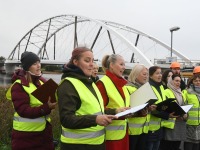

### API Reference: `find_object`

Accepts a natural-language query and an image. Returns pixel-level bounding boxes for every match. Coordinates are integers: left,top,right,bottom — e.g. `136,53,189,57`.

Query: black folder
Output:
146,99,158,106
156,98,185,116
31,78,58,103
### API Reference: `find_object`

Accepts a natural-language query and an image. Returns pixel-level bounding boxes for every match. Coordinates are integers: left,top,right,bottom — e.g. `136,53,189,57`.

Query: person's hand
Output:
177,114,188,121
115,107,130,114
169,112,179,118
140,107,148,116
47,97,57,110
96,115,118,126
148,105,157,111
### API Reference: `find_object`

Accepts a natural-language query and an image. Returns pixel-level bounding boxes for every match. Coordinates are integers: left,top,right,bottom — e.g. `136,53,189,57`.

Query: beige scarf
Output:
167,77,184,105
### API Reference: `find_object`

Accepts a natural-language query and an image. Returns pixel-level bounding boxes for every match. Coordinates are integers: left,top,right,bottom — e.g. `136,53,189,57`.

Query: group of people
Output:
6,47,200,150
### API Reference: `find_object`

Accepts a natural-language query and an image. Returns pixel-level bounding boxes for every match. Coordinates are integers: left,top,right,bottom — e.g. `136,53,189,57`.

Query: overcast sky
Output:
0,0,200,60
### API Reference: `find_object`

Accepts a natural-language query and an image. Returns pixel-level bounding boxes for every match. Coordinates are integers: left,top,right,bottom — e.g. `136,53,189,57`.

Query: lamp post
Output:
170,26,180,57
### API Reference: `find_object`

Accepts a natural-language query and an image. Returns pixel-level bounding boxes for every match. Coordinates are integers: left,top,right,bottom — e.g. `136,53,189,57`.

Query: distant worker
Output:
91,62,99,82
170,62,186,90
193,66,200,75
6,51,57,150
57,47,117,150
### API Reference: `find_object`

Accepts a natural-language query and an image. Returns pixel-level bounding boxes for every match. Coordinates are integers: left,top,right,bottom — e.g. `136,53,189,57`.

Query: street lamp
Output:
170,26,180,57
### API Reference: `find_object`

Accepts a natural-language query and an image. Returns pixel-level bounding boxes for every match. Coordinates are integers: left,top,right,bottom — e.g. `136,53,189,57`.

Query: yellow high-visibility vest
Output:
126,85,150,135
6,79,50,131
162,89,176,129
149,85,166,132
59,77,105,145
100,75,130,140
183,90,200,125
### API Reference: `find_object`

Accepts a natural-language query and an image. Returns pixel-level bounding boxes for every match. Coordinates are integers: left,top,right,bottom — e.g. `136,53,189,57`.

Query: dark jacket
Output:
10,69,54,150
57,64,105,149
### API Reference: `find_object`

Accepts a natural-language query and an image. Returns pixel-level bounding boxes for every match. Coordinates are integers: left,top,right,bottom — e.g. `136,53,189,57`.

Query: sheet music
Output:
181,105,193,113
115,103,148,117
130,82,157,107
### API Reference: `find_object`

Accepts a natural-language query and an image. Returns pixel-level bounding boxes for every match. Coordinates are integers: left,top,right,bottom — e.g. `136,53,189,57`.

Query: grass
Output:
0,86,61,150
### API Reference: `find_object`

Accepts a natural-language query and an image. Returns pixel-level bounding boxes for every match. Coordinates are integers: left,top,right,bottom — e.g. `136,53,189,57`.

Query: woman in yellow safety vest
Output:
183,74,200,150
6,51,57,150
96,54,130,150
126,64,152,150
145,66,178,150
160,74,187,150
57,47,117,150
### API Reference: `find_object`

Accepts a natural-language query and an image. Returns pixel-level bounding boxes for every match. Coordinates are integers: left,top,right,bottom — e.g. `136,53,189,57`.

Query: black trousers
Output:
129,133,147,150
184,142,199,150
159,140,181,150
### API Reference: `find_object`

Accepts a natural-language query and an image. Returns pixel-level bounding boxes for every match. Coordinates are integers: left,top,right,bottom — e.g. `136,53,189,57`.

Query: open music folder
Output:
115,103,148,117
31,78,58,103
156,98,193,116
130,82,158,107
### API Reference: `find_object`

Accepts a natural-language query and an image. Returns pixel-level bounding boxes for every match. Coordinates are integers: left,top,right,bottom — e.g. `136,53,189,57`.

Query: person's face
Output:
167,72,173,82
150,68,162,82
110,56,125,77
91,64,99,77
172,76,181,88
29,61,41,76
73,51,94,77
193,77,200,87
136,68,148,84
171,68,180,75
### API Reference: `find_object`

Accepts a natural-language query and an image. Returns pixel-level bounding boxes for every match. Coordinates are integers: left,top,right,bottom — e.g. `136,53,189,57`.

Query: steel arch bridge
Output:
7,14,191,68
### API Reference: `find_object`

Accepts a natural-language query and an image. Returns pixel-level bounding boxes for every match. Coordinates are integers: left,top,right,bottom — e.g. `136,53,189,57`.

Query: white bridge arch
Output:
6,14,191,69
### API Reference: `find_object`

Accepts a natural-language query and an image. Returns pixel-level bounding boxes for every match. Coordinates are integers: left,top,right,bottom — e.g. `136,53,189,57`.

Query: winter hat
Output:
20,51,40,71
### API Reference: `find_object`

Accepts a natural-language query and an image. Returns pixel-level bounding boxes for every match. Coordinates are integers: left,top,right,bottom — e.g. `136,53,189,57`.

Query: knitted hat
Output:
20,51,40,71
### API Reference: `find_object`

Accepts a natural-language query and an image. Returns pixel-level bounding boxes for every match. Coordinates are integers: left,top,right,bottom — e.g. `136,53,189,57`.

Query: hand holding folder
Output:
156,98,193,116
31,78,58,103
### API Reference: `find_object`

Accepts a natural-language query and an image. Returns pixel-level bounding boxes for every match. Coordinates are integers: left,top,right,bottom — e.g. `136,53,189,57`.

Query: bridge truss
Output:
7,14,191,68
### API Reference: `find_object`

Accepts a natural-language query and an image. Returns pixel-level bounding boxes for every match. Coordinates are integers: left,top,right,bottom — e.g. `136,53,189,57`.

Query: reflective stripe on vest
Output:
59,77,105,144
184,91,200,125
6,79,50,131
100,76,129,140
149,85,166,131
126,85,150,135
14,116,45,123
62,129,105,139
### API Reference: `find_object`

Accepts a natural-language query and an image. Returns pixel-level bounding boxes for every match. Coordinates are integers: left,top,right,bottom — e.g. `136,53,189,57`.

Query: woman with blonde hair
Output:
126,64,150,150
96,54,130,150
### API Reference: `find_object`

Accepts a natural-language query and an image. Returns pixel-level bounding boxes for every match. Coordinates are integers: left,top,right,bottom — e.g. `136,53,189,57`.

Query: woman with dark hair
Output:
162,69,173,89
145,66,178,150
160,74,187,150
183,74,200,150
57,47,117,150
6,51,56,150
